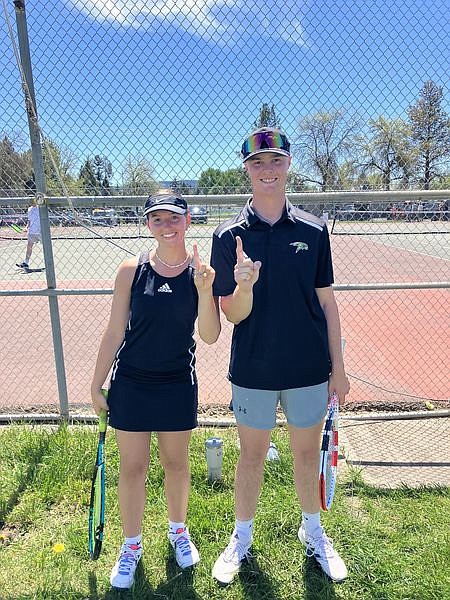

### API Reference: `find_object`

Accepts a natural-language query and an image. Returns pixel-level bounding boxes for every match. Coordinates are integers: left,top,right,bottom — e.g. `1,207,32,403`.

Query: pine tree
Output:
93,155,113,195
253,103,282,129
79,158,99,194
408,81,450,189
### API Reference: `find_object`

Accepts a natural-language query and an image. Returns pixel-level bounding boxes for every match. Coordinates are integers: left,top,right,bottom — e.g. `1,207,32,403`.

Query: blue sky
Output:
1,0,449,183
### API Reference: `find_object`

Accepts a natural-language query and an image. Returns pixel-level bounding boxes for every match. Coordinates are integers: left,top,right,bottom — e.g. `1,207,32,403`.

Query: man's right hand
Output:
234,236,261,290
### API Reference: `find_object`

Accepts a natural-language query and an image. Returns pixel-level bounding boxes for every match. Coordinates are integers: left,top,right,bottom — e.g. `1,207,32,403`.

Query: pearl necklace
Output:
155,250,190,269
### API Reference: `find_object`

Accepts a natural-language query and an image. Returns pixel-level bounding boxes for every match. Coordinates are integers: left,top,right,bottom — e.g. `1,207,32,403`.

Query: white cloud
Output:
69,0,306,46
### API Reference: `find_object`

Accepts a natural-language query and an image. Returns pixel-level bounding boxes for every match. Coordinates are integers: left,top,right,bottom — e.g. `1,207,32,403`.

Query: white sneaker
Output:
298,523,348,582
110,543,143,589
168,527,200,569
212,533,252,584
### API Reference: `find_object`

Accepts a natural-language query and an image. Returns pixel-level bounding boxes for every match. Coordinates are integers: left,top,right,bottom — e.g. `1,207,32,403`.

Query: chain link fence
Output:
0,1,449,479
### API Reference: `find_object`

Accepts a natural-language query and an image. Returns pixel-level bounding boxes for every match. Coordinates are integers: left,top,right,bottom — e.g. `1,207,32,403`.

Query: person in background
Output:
16,198,41,269
210,127,350,584
91,194,220,590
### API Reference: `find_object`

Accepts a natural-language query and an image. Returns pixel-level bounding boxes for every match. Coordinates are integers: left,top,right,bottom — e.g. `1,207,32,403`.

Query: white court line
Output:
364,236,450,261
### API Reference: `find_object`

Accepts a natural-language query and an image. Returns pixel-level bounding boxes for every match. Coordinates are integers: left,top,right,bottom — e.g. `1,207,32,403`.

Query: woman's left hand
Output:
192,243,215,292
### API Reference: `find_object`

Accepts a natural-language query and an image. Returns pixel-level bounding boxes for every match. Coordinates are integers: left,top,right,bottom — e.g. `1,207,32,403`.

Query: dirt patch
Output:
343,399,450,413
1,399,448,417
0,524,22,545
344,495,370,525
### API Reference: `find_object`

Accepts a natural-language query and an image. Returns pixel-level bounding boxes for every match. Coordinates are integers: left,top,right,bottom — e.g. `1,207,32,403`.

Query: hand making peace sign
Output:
192,242,215,292
234,236,261,290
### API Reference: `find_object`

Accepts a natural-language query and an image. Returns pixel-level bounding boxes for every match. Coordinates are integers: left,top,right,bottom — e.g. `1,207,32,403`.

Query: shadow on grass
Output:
342,476,449,500
302,556,337,600
0,565,153,600
0,429,52,525
152,546,202,599
238,551,282,600
88,563,155,599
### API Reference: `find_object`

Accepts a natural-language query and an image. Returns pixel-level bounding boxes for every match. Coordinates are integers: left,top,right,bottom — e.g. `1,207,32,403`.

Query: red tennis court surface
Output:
1,284,448,414
1,229,449,414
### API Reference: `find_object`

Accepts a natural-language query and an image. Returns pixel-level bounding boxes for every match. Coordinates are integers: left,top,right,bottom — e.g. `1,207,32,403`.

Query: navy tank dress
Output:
107,251,199,432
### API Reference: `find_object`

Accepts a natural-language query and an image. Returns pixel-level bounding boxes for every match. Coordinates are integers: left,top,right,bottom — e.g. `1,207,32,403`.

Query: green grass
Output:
0,425,448,600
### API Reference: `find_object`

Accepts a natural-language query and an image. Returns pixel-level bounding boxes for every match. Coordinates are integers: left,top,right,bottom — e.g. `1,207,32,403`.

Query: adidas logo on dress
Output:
157,283,172,293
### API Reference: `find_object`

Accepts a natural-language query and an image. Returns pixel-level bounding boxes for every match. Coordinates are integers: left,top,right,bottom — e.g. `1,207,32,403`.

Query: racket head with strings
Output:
319,391,339,511
88,398,108,560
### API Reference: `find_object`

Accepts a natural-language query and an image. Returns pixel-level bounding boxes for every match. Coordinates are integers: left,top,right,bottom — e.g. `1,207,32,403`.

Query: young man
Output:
210,127,350,584
16,198,41,269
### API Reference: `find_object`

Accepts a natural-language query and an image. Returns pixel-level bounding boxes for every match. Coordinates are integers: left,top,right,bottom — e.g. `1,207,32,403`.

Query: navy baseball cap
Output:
143,194,188,216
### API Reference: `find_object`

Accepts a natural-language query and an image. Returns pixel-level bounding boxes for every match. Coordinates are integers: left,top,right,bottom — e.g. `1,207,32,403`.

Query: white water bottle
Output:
266,441,279,461
205,437,223,480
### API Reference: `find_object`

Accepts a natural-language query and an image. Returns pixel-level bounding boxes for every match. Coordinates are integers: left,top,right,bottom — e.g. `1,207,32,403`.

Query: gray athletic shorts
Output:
231,381,329,430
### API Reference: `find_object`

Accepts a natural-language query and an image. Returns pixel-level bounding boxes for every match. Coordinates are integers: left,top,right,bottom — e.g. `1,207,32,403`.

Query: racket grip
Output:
98,410,107,432
329,391,338,403
99,390,108,431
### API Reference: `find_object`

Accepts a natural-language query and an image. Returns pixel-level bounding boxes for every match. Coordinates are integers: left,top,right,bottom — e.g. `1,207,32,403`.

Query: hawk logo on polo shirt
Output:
290,241,309,253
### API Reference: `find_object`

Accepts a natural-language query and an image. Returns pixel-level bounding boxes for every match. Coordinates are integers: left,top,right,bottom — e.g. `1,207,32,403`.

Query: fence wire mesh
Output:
0,0,449,478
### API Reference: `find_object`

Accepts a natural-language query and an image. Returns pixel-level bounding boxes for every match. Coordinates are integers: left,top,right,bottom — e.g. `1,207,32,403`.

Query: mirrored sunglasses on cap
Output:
241,130,291,162
143,194,187,216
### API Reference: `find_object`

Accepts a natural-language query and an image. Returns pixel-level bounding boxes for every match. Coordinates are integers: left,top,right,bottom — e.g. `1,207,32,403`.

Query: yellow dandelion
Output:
52,542,65,554
0,534,5,542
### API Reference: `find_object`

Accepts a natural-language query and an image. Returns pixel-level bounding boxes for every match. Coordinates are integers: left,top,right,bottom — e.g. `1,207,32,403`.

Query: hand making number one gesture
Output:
234,236,261,290
192,242,215,292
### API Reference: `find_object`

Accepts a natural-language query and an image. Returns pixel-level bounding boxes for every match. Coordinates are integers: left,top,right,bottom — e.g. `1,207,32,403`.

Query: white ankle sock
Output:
168,520,186,535
234,518,253,543
124,534,142,547
302,512,322,536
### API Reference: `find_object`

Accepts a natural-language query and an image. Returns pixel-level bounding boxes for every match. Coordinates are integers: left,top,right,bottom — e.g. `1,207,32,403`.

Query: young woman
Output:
91,194,220,590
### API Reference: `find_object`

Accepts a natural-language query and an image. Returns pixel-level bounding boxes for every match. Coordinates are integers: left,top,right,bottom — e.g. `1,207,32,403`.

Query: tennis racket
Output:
10,223,23,233
88,391,108,560
319,391,339,511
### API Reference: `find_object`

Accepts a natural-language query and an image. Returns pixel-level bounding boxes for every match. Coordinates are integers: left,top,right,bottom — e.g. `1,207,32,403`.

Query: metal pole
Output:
13,0,69,418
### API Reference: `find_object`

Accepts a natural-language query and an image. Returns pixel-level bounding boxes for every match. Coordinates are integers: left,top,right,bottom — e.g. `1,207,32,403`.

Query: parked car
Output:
420,201,443,220
335,203,356,220
0,207,27,227
49,213,64,226
117,208,139,224
49,211,80,226
388,203,406,220
60,210,80,226
90,208,118,226
189,205,208,223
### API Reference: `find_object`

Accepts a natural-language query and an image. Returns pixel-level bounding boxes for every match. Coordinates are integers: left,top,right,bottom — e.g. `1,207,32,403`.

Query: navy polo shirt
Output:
211,200,334,390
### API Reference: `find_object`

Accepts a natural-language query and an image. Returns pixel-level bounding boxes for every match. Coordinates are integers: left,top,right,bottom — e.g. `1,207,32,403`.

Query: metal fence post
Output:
13,0,69,418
